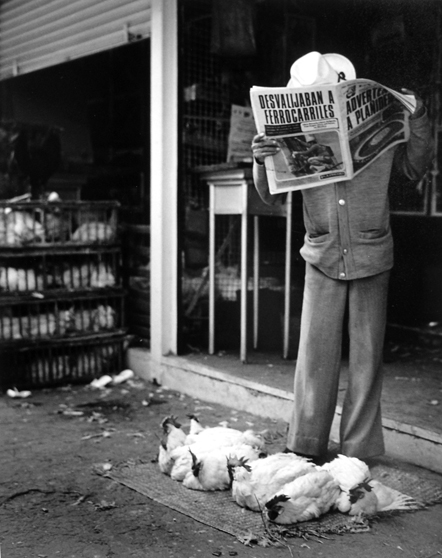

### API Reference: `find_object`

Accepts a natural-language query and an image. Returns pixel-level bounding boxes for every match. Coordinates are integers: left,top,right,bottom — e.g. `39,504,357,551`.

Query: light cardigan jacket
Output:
254,112,434,280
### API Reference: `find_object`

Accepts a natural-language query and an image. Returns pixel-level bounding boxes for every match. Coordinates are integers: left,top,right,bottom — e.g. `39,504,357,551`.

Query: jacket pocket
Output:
307,232,330,244
358,228,388,240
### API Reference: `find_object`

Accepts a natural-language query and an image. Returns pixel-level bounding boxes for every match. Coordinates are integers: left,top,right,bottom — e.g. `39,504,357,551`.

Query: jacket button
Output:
343,248,348,255
338,199,346,205
340,272,346,278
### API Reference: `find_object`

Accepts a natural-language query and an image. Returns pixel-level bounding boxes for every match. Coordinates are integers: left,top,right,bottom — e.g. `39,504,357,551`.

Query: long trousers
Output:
286,262,390,459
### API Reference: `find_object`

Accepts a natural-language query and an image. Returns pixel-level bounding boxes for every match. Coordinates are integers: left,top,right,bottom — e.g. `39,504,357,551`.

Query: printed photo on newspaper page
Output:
250,80,413,194
343,80,410,176
250,85,352,194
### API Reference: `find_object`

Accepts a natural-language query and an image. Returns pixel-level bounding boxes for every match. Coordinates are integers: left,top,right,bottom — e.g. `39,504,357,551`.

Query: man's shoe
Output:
283,448,328,466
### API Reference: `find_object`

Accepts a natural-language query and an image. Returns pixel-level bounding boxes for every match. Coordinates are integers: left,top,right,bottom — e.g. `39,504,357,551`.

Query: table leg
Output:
209,185,215,355
253,215,259,350
240,185,248,363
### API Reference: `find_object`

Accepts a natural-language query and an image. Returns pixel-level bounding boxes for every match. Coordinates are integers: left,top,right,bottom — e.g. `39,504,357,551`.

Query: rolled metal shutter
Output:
0,0,151,81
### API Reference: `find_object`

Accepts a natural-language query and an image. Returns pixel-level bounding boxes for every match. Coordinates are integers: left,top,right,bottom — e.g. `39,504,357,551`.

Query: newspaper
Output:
250,79,416,193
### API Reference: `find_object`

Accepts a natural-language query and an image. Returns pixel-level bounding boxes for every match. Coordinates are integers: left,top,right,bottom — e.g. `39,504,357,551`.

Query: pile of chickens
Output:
0,262,116,292
0,303,116,340
0,206,116,246
158,415,418,525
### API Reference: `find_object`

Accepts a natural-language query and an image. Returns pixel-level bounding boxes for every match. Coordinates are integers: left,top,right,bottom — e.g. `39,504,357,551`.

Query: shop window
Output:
182,14,231,210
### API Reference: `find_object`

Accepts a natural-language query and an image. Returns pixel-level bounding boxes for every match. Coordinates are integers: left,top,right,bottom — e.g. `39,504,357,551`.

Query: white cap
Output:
288,51,356,87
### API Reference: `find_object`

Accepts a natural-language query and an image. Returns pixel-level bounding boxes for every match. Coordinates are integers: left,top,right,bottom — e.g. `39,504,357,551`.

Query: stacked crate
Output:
0,200,126,390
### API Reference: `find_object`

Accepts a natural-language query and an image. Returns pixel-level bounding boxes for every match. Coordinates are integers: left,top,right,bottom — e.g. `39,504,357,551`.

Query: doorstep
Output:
127,347,442,475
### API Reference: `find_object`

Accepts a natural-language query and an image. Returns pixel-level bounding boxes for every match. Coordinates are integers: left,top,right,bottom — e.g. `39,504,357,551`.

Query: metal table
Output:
199,167,292,363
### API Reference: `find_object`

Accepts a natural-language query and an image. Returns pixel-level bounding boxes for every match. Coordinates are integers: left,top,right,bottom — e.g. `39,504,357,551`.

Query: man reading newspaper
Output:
252,51,433,463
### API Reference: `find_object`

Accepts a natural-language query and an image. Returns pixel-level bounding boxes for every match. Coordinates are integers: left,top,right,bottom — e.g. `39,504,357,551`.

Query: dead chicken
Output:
265,470,340,524
158,416,187,475
182,444,264,492
347,478,420,516
321,454,372,513
228,452,317,512
171,440,265,483
185,424,265,451
186,414,205,437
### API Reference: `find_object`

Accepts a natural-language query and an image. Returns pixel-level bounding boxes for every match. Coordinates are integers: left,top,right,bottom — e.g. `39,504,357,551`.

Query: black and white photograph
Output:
0,1,442,557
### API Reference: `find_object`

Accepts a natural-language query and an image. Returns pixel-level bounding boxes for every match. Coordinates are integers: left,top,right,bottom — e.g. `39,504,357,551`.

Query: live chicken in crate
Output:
0,201,119,246
0,197,124,391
